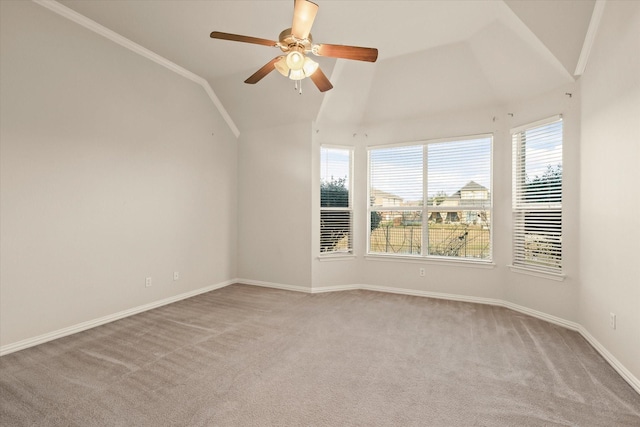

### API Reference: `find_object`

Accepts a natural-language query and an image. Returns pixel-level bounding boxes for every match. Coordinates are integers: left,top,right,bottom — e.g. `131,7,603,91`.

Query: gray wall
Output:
0,1,238,346
237,123,313,289
579,0,640,385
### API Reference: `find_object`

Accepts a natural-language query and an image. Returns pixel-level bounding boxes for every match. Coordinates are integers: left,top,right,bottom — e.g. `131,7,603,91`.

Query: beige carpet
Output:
1,284,639,426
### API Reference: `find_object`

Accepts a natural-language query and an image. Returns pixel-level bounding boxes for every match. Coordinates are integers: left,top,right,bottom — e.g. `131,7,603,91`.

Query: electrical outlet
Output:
419,268,425,277
610,313,616,330
173,271,180,281
145,277,152,287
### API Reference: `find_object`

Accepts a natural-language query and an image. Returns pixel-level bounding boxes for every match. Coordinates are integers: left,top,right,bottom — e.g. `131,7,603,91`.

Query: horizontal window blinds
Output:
369,145,423,208
427,138,492,259
512,117,563,272
368,136,492,261
427,138,492,209
320,146,352,254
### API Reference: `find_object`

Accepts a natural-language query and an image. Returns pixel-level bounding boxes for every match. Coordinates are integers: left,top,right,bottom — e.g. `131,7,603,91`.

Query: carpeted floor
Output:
1,284,639,426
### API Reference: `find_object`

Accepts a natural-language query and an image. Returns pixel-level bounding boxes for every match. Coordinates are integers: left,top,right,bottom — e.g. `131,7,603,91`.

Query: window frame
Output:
510,115,564,279
367,134,493,264
319,144,354,257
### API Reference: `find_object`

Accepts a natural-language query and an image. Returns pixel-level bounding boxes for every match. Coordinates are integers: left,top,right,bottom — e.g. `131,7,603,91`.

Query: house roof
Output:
56,0,596,135
371,189,402,200
451,181,488,197
459,181,488,192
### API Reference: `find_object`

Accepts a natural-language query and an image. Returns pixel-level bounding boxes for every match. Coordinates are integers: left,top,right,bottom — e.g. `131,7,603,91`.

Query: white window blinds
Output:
427,138,492,259
369,145,423,255
320,146,352,254
512,116,563,272
368,136,492,260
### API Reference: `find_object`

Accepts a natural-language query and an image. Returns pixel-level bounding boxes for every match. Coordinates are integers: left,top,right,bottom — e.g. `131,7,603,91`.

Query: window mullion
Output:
422,144,428,256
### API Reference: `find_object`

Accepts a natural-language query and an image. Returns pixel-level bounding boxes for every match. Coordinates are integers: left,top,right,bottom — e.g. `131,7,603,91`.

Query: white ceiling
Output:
58,0,595,133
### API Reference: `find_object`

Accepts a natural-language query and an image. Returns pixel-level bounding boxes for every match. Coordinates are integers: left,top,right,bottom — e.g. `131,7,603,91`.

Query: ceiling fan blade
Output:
309,67,333,92
210,31,278,47
314,44,378,62
244,57,282,84
291,0,319,40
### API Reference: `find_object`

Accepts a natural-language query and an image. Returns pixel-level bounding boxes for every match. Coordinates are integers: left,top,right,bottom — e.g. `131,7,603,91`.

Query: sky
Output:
522,120,563,180
320,147,351,188
370,137,492,201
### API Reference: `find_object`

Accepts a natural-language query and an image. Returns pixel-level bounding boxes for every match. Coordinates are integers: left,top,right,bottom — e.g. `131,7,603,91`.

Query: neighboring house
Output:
370,189,405,222
372,183,490,224
370,189,403,207
456,180,490,205
430,181,490,223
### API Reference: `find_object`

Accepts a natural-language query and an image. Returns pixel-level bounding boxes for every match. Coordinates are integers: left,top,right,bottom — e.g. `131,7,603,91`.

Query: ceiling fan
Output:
210,0,378,93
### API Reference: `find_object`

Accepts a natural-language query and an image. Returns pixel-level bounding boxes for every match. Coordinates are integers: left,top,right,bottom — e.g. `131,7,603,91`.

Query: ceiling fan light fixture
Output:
286,50,305,71
302,56,318,77
289,68,305,81
274,56,289,76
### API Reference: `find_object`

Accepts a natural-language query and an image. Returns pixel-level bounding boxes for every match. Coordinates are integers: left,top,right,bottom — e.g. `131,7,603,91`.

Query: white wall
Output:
579,0,640,383
237,123,312,289
0,1,238,347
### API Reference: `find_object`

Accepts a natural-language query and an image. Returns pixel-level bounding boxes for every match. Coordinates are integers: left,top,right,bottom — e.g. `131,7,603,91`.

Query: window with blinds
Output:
512,116,563,273
320,146,352,255
368,136,492,261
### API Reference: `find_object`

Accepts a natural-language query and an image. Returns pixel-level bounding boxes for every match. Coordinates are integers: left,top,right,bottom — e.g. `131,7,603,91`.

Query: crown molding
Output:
575,0,607,76
32,0,240,138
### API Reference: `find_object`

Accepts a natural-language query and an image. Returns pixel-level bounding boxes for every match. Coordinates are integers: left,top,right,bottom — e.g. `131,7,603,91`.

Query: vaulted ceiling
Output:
58,0,596,134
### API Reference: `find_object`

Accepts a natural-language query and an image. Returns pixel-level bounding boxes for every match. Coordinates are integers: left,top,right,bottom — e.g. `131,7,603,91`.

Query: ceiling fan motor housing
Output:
278,28,313,53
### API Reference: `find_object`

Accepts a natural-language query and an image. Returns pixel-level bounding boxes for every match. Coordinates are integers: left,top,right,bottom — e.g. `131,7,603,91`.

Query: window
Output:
320,146,352,255
368,136,492,261
512,116,563,273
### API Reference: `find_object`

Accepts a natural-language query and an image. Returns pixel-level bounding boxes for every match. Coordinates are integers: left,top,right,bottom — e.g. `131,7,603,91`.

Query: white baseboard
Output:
500,300,581,331
0,279,235,356
310,284,361,293
577,326,640,394
237,278,311,293
307,282,579,332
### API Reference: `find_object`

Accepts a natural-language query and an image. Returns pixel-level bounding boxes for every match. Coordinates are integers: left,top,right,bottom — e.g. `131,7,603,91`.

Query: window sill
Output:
508,265,565,282
365,254,495,269
317,254,356,262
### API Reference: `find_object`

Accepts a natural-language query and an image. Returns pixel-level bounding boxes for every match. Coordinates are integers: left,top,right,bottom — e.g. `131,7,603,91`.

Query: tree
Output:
321,177,349,208
524,164,562,267
320,178,383,252
320,178,350,253
526,164,562,202
370,211,382,232
429,190,448,206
